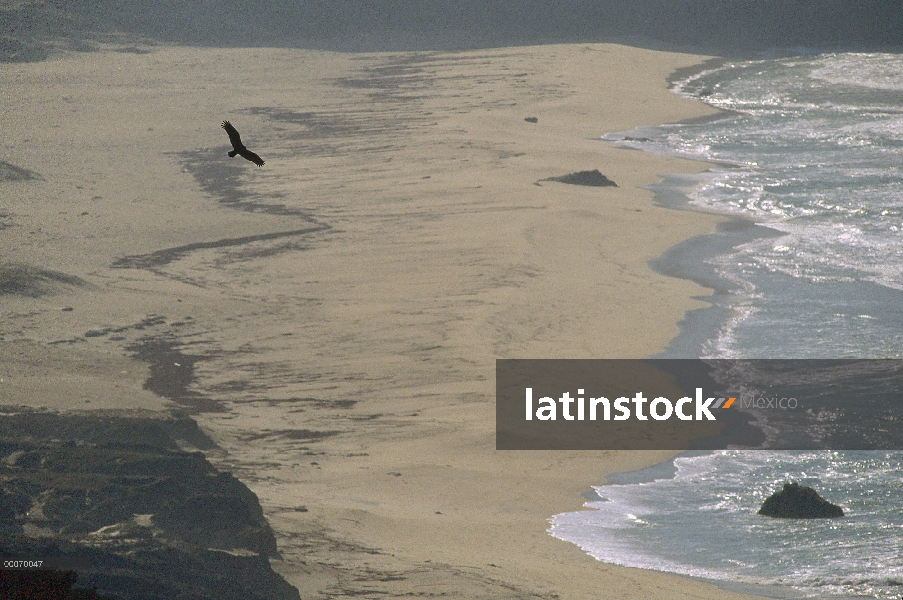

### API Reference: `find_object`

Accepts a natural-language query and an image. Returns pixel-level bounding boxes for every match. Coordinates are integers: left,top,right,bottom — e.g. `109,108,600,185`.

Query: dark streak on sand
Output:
111,224,330,270
110,147,332,270
127,336,225,414
50,314,175,346
334,53,436,103
241,104,420,158
0,263,85,297
248,107,410,139
177,149,307,216
0,160,42,182
241,429,340,442
83,314,168,338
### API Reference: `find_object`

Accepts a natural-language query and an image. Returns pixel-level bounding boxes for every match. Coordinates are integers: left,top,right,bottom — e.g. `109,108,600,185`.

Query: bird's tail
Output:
228,150,238,157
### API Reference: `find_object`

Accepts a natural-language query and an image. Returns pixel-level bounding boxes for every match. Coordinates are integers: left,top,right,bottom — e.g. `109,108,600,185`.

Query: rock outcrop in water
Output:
758,482,844,519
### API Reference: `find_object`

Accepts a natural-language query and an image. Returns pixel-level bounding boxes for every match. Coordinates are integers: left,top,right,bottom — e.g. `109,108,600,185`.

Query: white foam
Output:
809,53,903,92
551,451,903,599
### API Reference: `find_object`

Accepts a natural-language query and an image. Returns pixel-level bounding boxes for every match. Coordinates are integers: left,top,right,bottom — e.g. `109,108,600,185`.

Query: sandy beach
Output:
1,42,763,598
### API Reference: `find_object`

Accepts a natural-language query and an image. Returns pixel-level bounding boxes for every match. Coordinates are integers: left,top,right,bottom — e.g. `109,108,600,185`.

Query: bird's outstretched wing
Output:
222,120,265,166
221,120,244,150
239,148,265,167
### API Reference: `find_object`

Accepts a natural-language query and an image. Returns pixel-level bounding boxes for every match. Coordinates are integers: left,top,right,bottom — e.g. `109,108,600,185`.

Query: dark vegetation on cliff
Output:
0,409,299,600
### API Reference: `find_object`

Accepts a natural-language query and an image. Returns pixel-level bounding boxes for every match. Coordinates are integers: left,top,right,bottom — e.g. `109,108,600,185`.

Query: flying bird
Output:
221,120,265,167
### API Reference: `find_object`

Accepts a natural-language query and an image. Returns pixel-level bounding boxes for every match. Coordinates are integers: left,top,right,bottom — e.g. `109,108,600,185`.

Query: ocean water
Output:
551,53,903,598
552,451,903,599
624,52,903,359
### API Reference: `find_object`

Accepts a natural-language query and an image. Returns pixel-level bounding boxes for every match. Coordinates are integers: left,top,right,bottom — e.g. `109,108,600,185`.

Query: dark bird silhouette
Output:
221,121,264,167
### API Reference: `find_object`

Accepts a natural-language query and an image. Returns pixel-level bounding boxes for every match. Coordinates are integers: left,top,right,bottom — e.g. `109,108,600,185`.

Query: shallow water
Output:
553,450,903,599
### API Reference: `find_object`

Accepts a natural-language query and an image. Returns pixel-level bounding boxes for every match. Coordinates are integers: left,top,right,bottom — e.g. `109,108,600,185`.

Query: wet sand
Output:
1,42,763,598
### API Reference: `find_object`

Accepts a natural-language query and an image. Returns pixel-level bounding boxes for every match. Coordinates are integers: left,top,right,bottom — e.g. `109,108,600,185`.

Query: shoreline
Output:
557,451,872,600
1,42,767,599
645,172,783,359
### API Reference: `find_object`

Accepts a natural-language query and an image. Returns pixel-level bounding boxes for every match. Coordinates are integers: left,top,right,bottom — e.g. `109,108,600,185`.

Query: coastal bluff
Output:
758,483,844,519
0,409,299,600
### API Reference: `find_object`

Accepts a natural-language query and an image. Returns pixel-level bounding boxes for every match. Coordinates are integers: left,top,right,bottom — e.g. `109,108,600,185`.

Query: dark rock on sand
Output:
540,169,617,187
524,117,538,123
0,409,299,600
758,482,844,518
